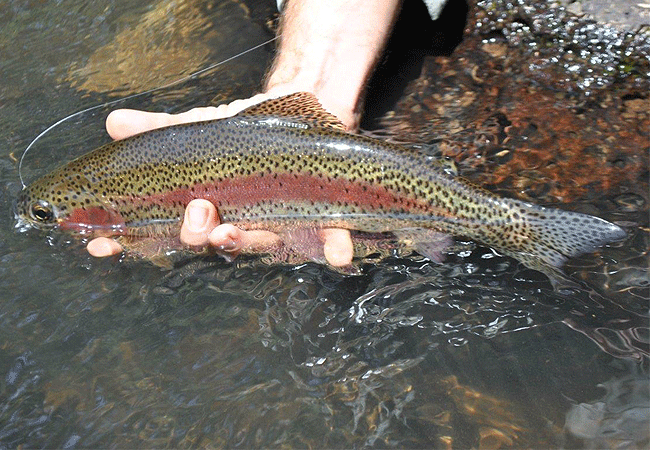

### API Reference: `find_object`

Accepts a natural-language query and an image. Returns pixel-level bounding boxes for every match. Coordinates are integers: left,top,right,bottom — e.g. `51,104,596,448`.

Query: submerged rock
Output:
565,374,649,448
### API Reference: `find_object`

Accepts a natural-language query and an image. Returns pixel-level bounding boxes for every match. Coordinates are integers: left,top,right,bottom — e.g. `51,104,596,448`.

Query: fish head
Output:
15,173,126,236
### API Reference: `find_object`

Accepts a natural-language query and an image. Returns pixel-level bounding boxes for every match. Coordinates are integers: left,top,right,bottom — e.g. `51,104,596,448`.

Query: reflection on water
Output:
0,0,648,448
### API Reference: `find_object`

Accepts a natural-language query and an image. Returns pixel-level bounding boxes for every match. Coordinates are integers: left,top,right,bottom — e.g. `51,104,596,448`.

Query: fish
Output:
15,92,626,277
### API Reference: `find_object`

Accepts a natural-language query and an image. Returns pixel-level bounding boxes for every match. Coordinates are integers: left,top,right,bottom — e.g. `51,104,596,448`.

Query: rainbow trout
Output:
15,93,625,274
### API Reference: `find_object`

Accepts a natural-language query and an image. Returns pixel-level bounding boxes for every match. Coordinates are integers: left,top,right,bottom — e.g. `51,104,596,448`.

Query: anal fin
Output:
393,229,453,263
116,235,184,269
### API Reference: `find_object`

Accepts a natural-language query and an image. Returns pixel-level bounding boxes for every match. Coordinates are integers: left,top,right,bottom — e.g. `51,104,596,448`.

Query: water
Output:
1,0,648,448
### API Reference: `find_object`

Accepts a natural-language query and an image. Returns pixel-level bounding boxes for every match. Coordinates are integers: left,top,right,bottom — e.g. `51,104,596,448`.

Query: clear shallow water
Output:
1,0,648,448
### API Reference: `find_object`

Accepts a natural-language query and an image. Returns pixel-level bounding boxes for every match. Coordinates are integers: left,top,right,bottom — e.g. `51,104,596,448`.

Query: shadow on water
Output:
0,0,648,448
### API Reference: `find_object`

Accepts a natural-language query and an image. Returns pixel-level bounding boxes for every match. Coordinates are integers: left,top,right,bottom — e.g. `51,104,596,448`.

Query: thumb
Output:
179,199,221,247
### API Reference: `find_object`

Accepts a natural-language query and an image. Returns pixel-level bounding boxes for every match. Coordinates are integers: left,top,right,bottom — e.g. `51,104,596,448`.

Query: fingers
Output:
86,199,353,268
87,237,123,257
208,225,352,267
322,228,353,267
179,199,281,255
105,93,279,140
85,225,354,266
180,200,353,266
179,199,221,247
207,225,280,253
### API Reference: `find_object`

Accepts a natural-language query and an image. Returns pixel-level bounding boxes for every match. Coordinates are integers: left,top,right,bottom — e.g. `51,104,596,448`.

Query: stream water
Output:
1,0,648,448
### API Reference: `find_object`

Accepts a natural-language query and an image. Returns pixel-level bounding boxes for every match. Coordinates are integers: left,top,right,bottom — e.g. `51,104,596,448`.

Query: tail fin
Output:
498,201,626,275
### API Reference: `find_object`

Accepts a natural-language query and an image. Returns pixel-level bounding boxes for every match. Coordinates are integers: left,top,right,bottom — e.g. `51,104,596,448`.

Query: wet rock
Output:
381,0,649,206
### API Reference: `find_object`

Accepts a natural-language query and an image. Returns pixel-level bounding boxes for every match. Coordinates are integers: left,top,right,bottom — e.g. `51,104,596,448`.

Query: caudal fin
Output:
505,202,626,273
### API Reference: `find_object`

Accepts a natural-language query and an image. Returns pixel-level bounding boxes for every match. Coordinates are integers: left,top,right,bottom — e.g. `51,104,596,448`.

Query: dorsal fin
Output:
237,92,346,131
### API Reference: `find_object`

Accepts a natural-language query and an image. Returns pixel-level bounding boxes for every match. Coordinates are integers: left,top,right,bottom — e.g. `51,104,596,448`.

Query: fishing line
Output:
18,35,279,188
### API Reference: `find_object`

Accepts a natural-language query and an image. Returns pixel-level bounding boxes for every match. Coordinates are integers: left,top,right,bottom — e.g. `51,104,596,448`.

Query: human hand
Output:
87,95,355,267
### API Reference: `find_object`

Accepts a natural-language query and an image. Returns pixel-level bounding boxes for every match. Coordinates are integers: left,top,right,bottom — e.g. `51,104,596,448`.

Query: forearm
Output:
264,0,403,130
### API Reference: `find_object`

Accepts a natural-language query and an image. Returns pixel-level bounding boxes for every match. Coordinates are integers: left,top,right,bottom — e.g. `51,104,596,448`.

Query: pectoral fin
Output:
278,227,328,264
115,235,185,269
269,227,359,274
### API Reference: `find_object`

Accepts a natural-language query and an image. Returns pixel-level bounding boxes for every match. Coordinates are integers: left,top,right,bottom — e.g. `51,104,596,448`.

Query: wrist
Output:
263,0,401,131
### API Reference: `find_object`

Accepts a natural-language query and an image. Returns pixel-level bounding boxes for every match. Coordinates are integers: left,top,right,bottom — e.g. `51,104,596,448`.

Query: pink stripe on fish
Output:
121,172,440,220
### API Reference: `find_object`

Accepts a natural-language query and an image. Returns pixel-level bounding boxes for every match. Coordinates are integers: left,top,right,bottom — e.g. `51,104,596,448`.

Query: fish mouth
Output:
13,213,33,232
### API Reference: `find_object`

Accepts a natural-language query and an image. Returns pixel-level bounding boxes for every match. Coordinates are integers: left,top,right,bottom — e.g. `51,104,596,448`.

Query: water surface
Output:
1,0,648,448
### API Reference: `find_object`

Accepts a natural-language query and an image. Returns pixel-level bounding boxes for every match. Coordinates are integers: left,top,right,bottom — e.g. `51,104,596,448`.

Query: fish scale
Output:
15,92,626,276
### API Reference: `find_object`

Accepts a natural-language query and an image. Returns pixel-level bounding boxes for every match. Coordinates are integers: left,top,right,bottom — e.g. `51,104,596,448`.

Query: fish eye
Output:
30,201,54,223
